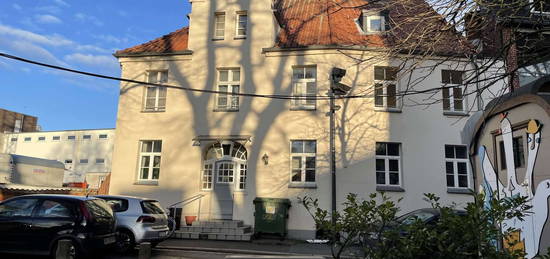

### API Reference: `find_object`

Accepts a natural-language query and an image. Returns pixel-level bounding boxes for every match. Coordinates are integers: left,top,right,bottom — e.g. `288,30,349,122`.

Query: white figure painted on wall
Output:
479,113,550,258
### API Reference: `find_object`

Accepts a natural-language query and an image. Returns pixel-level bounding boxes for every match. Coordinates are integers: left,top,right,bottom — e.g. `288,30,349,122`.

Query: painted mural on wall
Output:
479,113,550,258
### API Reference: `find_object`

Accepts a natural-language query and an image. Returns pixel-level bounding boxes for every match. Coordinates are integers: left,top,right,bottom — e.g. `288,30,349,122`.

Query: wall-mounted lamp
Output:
262,153,269,165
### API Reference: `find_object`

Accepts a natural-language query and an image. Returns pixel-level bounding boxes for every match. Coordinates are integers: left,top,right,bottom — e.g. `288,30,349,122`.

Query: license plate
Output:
104,236,116,245
159,231,167,237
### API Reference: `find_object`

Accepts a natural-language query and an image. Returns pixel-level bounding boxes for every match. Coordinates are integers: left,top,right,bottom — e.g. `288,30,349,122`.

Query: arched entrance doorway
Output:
202,141,247,219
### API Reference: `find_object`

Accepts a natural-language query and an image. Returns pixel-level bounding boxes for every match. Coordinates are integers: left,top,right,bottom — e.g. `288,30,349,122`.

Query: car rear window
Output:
140,200,165,214
103,198,129,212
86,199,114,218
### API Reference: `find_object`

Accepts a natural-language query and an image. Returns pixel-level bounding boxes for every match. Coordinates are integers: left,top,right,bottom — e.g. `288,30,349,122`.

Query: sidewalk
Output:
157,238,334,256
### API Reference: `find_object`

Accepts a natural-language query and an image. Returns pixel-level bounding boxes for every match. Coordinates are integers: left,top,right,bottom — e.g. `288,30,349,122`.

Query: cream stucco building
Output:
109,0,508,239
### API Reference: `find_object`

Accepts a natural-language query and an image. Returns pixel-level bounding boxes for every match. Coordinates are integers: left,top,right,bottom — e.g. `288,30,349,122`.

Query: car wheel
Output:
53,239,79,259
115,229,135,254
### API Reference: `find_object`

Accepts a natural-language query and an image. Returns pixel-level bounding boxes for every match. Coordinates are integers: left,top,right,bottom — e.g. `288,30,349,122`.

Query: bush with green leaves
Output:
300,192,536,259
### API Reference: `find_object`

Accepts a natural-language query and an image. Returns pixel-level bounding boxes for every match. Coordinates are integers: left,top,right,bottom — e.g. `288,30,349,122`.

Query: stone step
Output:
173,231,252,241
191,220,244,228
179,225,252,234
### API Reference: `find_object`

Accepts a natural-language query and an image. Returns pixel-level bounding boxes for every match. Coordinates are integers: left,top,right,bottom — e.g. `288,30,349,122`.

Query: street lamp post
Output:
329,67,350,225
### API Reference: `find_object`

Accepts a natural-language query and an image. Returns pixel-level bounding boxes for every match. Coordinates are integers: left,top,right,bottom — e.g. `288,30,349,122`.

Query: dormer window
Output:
358,10,387,33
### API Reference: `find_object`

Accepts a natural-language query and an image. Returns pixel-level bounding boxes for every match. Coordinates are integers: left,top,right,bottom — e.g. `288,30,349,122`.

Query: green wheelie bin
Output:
253,197,291,238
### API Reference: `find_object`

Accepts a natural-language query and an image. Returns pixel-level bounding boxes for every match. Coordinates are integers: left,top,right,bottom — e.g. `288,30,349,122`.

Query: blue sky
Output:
0,0,191,131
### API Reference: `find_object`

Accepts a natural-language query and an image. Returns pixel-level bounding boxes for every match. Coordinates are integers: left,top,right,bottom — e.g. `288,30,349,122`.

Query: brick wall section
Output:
0,109,38,133
502,27,520,91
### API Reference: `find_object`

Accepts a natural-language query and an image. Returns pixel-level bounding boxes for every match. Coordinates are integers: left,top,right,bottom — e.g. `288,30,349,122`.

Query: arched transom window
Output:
202,141,247,191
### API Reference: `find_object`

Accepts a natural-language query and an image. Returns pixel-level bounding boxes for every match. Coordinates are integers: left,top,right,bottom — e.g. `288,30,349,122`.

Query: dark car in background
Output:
0,194,116,258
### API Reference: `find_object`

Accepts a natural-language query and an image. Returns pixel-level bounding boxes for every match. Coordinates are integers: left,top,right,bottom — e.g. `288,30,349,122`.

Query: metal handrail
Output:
167,193,205,209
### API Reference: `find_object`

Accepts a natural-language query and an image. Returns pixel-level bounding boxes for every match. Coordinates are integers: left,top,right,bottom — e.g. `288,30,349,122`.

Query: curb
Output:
155,245,330,257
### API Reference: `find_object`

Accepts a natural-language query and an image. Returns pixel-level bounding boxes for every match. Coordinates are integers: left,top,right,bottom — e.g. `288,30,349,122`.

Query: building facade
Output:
109,0,507,239
0,108,38,134
1,129,115,188
469,76,550,258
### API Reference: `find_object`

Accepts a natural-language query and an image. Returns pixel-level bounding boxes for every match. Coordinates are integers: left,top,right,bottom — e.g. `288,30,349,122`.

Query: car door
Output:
31,199,78,252
0,198,39,252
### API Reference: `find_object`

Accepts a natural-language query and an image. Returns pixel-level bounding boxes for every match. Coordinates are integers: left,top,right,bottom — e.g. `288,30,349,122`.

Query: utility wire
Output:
0,52,339,100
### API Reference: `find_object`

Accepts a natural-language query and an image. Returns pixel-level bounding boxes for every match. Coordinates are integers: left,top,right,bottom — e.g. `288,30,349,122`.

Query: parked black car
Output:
0,194,116,258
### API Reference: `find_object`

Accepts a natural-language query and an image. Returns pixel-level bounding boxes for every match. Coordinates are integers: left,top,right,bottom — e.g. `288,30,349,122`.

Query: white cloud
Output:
35,14,62,24
0,24,73,46
35,5,61,14
94,34,128,44
64,53,118,70
75,44,111,53
12,4,22,10
2,39,69,67
53,0,69,7
74,13,103,26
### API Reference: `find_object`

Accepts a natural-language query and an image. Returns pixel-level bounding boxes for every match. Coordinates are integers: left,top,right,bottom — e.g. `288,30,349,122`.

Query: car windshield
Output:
140,200,165,214
396,210,438,225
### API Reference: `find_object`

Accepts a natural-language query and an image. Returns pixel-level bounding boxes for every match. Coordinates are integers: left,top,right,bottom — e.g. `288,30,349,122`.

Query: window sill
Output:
288,182,317,189
374,108,402,113
233,36,246,40
290,107,316,111
447,187,473,194
134,180,159,186
443,111,468,117
212,38,224,41
376,185,405,192
142,110,166,113
213,108,239,112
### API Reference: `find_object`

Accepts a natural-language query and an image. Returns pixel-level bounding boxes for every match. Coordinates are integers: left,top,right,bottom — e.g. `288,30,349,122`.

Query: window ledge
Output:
290,107,316,111
213,108,239,112
142,110,166,113
212,38,224,41
447,187,473,194
233,36,246,40
134,180,159,186
374,108,402,113
376,185,405,192
443,111,469,117
288,182,317,189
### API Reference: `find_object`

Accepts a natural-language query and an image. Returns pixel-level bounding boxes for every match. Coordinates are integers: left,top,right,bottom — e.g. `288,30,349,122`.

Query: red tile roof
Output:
273,0,471,55
115,27,189,56
116,0,470,56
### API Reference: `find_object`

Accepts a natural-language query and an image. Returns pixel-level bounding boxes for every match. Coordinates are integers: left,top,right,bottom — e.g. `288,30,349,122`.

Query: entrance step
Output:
173,220,253,241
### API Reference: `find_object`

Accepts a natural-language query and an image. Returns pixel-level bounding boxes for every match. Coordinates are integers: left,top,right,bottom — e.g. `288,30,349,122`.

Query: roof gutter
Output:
113,50,194,58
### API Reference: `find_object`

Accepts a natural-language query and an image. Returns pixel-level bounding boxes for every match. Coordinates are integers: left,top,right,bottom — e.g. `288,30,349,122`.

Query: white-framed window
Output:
38,136,46,141
79,159,88,164
374,66,398,110
68,135,76,140
138,140,162,181
290,140,316,183
96,158,105,164
216,68,240,111
359,12,386,33
217,162,235,183
235,11,247,38
24,137,31,142
441,70,465,112
375,142,401,186
214,12,225,39
98,134,108,139
83,135,91,140
202,163,213,190
445,145,469,188
291,66,316,110
144,71,168,112
52,136,60,141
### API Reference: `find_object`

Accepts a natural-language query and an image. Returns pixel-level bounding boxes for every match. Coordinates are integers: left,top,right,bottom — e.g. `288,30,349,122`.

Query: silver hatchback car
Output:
95,195,170,253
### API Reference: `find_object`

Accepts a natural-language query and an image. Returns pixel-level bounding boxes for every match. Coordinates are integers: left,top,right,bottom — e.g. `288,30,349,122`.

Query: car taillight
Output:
79,201,93,226
136,216,156,223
